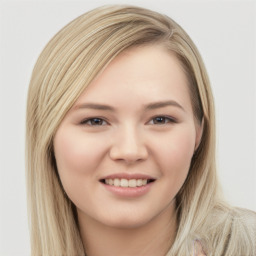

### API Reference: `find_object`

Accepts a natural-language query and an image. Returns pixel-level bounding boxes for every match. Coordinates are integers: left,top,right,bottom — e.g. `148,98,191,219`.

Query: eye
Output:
149,116,176,125
80,118,108,126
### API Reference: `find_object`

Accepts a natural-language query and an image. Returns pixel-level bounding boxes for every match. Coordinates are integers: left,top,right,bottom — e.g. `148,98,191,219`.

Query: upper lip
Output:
100,173,156,180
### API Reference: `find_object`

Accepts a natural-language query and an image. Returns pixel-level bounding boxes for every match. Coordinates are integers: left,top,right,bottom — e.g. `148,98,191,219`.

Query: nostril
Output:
109,142,148,163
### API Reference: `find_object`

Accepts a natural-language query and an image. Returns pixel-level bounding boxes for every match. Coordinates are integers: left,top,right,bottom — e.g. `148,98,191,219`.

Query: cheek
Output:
53,127,107,188
156,130,195,204
152,126,196,178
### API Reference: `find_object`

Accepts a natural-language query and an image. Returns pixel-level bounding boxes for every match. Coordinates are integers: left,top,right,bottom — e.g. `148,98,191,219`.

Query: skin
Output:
54,45,203,256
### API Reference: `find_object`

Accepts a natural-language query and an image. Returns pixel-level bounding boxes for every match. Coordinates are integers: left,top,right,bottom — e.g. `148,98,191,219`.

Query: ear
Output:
195,118,204,151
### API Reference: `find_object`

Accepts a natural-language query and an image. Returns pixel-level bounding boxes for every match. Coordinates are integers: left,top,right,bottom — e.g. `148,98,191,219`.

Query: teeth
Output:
114,178,120,186
128,179,136,188
137,179,143,186
120,179,128,187
104,178,150,187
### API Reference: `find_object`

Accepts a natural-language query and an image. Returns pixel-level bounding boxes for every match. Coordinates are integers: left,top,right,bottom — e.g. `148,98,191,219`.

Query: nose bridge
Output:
109,122,148,163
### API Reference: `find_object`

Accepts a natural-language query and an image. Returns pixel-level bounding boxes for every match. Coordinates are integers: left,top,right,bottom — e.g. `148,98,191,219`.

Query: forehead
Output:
74,45,192,113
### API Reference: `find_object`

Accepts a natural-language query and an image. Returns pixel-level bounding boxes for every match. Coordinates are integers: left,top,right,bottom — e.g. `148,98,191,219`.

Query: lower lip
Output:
101,182,154,198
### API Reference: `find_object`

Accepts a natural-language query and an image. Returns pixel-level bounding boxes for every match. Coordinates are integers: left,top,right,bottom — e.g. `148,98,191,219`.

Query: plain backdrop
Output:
0,0,255,255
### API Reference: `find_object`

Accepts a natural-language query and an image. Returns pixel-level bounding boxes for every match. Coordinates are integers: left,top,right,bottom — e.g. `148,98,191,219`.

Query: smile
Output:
101,178,155,188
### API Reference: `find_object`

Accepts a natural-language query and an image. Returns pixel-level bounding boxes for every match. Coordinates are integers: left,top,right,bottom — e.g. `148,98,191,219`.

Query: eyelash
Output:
149,116,177,125
80,117,108,126
80,116,177,126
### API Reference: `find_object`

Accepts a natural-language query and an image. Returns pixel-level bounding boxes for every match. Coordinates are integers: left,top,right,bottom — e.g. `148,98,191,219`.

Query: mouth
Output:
99,174,156,197
100,178,156,188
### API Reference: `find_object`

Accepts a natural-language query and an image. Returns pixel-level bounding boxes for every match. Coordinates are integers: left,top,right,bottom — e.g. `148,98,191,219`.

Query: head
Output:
26,5,217,255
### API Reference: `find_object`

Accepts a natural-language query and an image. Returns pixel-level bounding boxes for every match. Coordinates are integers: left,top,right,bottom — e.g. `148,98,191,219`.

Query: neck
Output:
78,202,177,256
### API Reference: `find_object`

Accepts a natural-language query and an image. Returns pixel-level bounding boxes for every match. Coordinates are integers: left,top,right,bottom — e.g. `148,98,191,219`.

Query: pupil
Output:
92,118,102,125
155,117,165,124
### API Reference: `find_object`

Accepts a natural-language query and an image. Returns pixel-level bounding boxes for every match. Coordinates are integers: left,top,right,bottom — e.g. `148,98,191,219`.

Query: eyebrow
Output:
144,100,185,111
73,100,185,112
74,103,115,111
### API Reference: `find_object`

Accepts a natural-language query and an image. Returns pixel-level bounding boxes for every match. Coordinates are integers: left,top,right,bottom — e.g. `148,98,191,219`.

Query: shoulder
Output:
224,207,256,255
204,206,256,255
231,207,256,241
230,207,256,237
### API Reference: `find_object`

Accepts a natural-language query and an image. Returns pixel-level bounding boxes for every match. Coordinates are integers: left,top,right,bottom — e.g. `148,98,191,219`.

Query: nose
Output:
109,125,148,164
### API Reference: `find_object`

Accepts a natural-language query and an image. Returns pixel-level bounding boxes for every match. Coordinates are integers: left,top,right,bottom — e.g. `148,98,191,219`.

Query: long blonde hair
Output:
26,5,256,256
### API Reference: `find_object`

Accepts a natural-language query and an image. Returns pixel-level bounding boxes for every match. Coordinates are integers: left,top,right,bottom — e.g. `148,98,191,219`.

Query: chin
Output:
101,214,153,230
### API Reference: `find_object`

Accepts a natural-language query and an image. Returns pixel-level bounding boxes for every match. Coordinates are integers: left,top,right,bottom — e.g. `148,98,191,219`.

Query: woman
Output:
26,5,256,256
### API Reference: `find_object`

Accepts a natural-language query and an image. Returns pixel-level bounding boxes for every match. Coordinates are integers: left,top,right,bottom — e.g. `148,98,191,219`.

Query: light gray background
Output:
0,0,255,255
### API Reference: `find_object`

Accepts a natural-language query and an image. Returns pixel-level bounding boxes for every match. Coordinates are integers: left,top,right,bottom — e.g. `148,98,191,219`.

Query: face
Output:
54,45,202,229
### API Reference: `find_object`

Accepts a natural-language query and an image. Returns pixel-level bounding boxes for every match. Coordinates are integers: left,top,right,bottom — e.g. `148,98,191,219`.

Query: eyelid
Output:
147,115,177,125
80,117,109,126
79,115,177,126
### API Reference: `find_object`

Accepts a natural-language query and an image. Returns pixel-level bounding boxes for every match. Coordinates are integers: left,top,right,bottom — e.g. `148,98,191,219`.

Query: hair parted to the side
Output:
26,5,256,256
